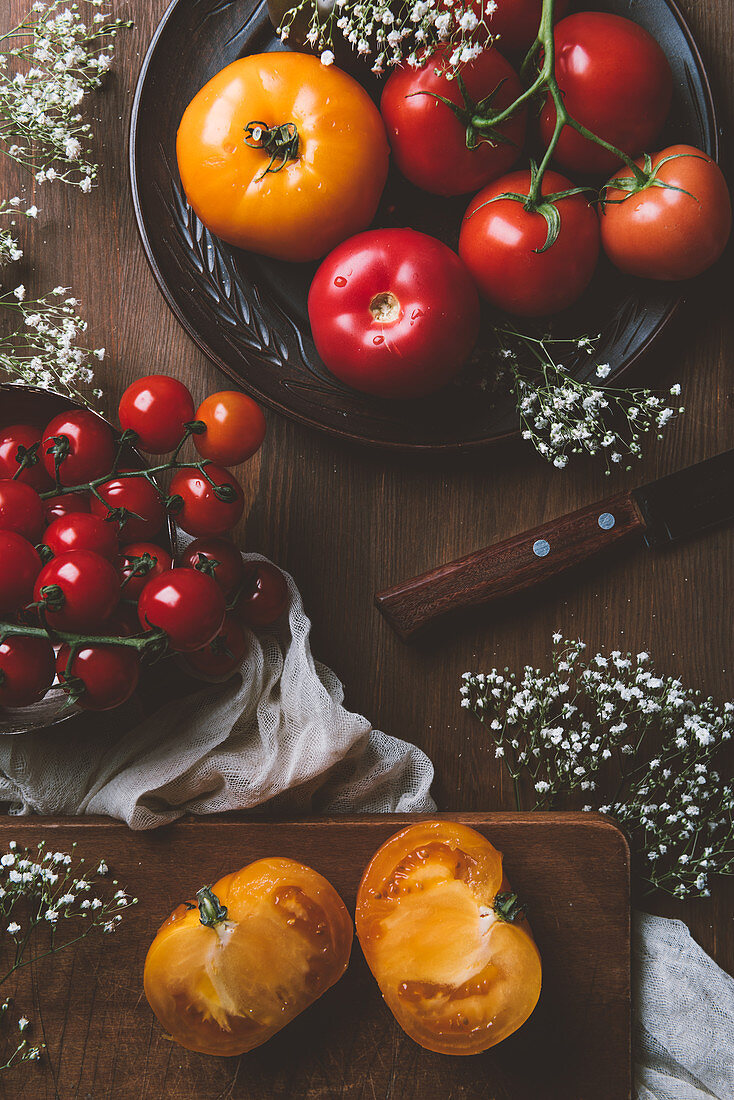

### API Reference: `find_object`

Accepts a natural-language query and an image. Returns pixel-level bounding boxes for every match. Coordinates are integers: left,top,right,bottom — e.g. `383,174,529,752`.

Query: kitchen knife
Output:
375,449,734,641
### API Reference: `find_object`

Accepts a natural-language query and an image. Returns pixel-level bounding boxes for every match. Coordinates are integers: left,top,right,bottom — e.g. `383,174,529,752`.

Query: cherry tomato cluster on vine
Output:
0,380,287,713
303,7,731,399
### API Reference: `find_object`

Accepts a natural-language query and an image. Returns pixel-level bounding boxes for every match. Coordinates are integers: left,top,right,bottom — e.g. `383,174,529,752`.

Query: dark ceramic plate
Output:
130,0,718,451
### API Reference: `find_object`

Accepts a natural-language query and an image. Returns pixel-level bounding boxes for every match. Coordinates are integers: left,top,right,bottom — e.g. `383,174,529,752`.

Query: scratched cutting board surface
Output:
0,813,630,1100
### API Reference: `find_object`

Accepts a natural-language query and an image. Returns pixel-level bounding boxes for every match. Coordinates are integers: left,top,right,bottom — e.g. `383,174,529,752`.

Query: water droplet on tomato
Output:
411,308,424,320
373,335,384,345
334,276,347,287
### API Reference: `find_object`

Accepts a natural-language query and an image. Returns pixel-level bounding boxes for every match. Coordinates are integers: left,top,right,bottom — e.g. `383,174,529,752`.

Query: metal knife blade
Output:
633,449,734,548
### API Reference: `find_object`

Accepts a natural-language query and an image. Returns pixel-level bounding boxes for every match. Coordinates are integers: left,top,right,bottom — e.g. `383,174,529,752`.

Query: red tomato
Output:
459,169,600,315
235,562,289,629
0,424,53,491
539,13,672,177
118,541,174,599
43,512,119,562
600,145,732,280
472,0,569,55
381,45,526,197
308,229,480,399
0,479,44,542
43,492,91,524
41,410,115,487
193,392,266,467
137,568,226,652
180,615,249,681
57,643,140,711
118,376,195,455
0,532,41,614
179,537,244,599
103,602,144,638
34,550,120,632
0,634,56,707
169,466,244,538
90,472,165,542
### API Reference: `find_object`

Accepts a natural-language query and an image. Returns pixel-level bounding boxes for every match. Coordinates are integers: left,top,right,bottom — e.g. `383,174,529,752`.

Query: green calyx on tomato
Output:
408,73,518,154
243,119,300,179
599,151,703,210
493,892,528,923
196,885,229,928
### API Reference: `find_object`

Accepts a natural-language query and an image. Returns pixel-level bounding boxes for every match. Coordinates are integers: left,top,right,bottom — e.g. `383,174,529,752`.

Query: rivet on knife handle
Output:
375,491,646,642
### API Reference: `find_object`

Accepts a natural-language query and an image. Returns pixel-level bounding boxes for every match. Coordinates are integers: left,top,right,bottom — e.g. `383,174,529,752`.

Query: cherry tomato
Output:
0,634,56,707
463,0,569,56
41,410,116,487
600,145,732,280
0,424,53,491
180,615,249,681
138,568,225,652
43,512,119,562
539,13,672,177
193,392,266,467
381,46,526,197
90,472,165,542
102,602,144,638
459,168,600,315
43,492,91,524
56,643,140,711
144,859,353,1057
308,229,480,399
178,537,244,599
118,541,174,600
235,562,289,629
118,376,195,455
169,466,244,538
34,550,120,632
0,532,41,614
356,821,542,1055
0,479,44,542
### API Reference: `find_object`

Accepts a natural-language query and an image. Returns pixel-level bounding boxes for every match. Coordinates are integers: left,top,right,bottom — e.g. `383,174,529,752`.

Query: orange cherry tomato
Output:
355,821,541,1055
176,52,390,262
144,857,353,1056
193,391,266,467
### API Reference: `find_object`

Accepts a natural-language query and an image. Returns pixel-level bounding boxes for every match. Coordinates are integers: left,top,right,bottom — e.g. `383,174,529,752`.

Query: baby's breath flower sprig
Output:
278,0,495,76
0,840,136,1071
0,198,38,267
0,284,104,404
461,637,734,899
496,327,684,474
0,0,132,191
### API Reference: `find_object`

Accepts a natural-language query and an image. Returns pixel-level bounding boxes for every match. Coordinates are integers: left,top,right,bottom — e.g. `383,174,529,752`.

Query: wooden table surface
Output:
1,0,733,1093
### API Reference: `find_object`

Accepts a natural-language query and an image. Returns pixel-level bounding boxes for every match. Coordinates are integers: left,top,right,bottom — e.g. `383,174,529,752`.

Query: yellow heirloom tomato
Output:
355,821,542,1055
176,52,390,262
143,857,353,1056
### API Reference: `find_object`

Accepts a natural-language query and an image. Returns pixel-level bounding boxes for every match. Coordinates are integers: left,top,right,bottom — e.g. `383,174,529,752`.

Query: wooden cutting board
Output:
0,813,630,1100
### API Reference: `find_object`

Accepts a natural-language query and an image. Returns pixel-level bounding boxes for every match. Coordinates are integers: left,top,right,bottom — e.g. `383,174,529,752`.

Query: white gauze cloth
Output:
0,555,435,827
634,912,734,1100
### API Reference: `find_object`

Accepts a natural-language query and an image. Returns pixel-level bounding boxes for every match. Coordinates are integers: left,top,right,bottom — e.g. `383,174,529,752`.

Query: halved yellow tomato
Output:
176,52,390,262
355,821,542,1055
143,857,353,1055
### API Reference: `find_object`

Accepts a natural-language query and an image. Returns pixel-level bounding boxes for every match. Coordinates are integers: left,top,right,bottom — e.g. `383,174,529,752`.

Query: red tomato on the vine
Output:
0,531,41,614
43,512,119,562
235,562,289,629
180,615,249,681
539,13,672,177
0,479,44,543
381,45,527,197
41,410,116,487
118,541,174,599
137,567,226,652
0,424,53,491
91,472,165,542
57,643,140,711
179,537,244,599
459,168,600,316
0,634,56,707
600,145,732,280
34,550,120,632
118,376,195,455
477,0,569,55
308,229,480,399
169,466,244,538
193,392,266,467
43,492,91,524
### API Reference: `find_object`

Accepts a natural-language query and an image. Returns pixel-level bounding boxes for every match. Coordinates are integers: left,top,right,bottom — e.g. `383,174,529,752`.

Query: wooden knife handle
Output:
375,491,645,641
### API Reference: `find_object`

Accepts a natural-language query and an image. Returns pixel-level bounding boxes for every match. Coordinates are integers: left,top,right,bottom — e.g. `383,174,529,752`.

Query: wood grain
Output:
0,814,630,1100
376,491,645,639
0,0,732,1093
